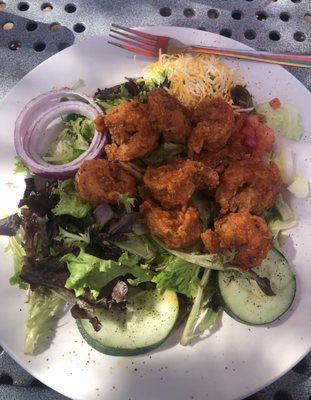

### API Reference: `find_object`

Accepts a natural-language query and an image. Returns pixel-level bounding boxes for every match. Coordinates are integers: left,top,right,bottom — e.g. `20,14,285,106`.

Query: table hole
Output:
198,27,206,31
304,14,311,23
256,11,267,21
0,374,13,385
245,0,253,2
50,22,61,32
183,8,195,18
293,31,305,42
41,2,53,12
8,41,21,50
34,41,46,52
220,28,232,38
244,29,256,40
291,0,301,3
232,10,243,20
159,7,171,17
0,1,6,11
280,12,290,22
0,346,3,355
64,3,76,13
292,357,307,373
2,21,14,30
269,31,280,41
58,42,70,51
18,2,29,11
73,23,85,33
207,9,219,19
274,390,293,400
26,21,38,31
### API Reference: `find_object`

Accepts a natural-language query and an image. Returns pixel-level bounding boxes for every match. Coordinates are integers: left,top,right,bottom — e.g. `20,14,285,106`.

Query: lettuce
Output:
152,255,201,299
52,179,91,218
153,237,234,270
112,233,157,260
263,194,297,236
62,250,153,298
117,193,136,214
43,115,95,165
255,102,303,141
6,234,28,290
143,141,184,166
24,288,64,355
180,269,211,346
13,156,31,175
273,147,294,185
56,226,90,248
287,175,309,199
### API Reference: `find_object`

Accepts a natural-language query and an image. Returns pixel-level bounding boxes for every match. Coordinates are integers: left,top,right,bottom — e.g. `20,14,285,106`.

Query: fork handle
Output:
186,46,311,68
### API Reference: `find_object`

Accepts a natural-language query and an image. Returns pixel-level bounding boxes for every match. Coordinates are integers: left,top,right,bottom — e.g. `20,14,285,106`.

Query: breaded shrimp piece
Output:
201,211,272,270
188,97,235,155
143,159,218,209
147,88,192,144
215,159,283,214
104,100,160,161
140,201,203,249
75,159,137,206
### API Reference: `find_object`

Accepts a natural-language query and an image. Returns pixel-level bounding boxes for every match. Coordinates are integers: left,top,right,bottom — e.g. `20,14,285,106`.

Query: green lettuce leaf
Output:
52,179,91,218
262,194,297,236
43,115,95,165
153,237,234,270
24,288,64,355
152,255,201,299
255,102,303,141
142,141,184,166
117,193,136,214
6,231,28,290
13,156,31,175
62,250,154,298
56,226,90,248
112,233,158,260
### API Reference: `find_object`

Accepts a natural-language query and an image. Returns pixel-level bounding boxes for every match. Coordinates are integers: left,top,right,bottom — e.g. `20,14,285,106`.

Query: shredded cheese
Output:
144,53,236,109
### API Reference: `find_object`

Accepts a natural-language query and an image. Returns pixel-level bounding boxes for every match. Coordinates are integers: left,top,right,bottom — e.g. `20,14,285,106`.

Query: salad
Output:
0,53,308,356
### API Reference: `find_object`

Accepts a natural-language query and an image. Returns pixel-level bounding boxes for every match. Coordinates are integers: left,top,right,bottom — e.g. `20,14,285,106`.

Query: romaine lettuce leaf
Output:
52,179,91,218
24,288,64,355
255,102,303,141
6,233,28,290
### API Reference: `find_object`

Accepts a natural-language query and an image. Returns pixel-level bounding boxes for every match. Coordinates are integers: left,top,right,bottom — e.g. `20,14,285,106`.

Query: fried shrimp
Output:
75,159,137,206
147,88,192,144
104,100,160,161
140,201,203,249
188,97,235,155
143,159,218,209
215,159,283,214
201,211,272,270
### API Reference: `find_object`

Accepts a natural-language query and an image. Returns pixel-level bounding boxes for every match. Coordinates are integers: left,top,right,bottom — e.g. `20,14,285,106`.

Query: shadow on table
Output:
0,12,75,92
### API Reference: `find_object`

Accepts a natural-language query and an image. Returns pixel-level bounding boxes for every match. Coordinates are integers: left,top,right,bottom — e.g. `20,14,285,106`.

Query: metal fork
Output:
108,24,311,68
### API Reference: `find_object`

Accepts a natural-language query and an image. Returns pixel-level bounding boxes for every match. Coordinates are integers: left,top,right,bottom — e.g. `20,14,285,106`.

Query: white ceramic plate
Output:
0,27,310,400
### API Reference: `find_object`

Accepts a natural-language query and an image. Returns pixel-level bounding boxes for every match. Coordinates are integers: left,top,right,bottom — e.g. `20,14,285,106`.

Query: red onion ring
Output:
14,89,107,179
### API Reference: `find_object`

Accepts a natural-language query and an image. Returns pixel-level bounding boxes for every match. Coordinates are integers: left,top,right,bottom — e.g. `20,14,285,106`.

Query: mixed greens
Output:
0,74,306,356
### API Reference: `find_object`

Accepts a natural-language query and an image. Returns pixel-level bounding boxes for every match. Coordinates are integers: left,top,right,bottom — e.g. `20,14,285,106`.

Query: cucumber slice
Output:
217,249,296,325
77,289,179,356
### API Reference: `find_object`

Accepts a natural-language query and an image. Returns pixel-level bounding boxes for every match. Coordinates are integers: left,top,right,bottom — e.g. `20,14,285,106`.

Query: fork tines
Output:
108,24,159,57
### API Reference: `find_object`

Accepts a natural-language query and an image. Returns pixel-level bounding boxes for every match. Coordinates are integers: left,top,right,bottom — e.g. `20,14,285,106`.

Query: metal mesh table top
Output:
0,1,310,399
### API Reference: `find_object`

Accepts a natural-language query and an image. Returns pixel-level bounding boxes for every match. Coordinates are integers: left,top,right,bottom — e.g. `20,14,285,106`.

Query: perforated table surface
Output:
0,1,310,399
